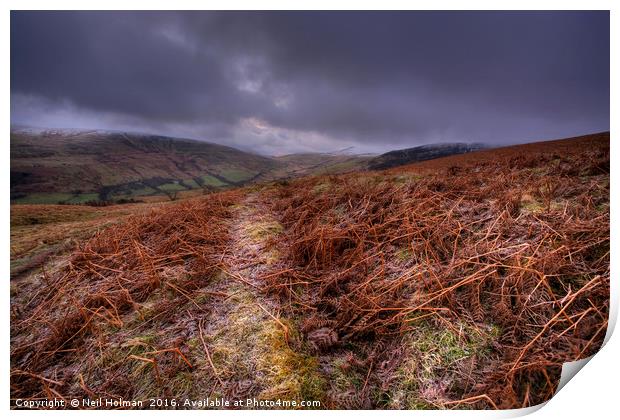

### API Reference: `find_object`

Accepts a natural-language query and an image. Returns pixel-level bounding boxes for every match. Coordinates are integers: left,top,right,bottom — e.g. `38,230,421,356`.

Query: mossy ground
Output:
383,321,500,409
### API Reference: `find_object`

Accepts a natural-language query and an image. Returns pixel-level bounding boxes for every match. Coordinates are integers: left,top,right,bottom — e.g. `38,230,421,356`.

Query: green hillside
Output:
10,129,280,203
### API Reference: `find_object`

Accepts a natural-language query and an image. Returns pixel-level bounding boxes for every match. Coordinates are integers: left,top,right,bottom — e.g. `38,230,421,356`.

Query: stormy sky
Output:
11,11,609,155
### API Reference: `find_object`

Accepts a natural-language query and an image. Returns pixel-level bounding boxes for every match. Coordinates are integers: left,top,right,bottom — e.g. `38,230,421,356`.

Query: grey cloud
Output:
11,11,609,154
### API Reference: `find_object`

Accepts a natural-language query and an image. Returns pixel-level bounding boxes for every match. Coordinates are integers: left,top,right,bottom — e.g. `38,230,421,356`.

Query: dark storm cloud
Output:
11,11,609,154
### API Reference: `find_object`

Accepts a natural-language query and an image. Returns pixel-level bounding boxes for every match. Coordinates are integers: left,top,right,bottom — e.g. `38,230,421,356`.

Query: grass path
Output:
197,192,323,405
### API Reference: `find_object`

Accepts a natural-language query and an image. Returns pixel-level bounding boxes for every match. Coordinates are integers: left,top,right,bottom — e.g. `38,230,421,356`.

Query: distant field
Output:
220,168,257,183
119,186,158,197
11,192,76,205
182,178,201,189
11,192,103,205
199,174,228,187
157,182,186,192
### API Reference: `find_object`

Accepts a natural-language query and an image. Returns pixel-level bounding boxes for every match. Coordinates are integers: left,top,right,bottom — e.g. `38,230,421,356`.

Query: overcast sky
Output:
11,11,609,155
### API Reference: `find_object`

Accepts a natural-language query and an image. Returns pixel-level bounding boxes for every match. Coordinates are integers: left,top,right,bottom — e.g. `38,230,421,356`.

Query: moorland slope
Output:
10,131,609,409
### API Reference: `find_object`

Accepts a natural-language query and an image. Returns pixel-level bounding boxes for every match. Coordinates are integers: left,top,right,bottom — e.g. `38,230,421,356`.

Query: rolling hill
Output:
367,142,488,170
10,128,281,203
11,128,378,204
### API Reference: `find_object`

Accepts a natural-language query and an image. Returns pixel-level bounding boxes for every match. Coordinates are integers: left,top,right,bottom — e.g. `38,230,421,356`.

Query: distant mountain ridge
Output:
367,142,488,170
